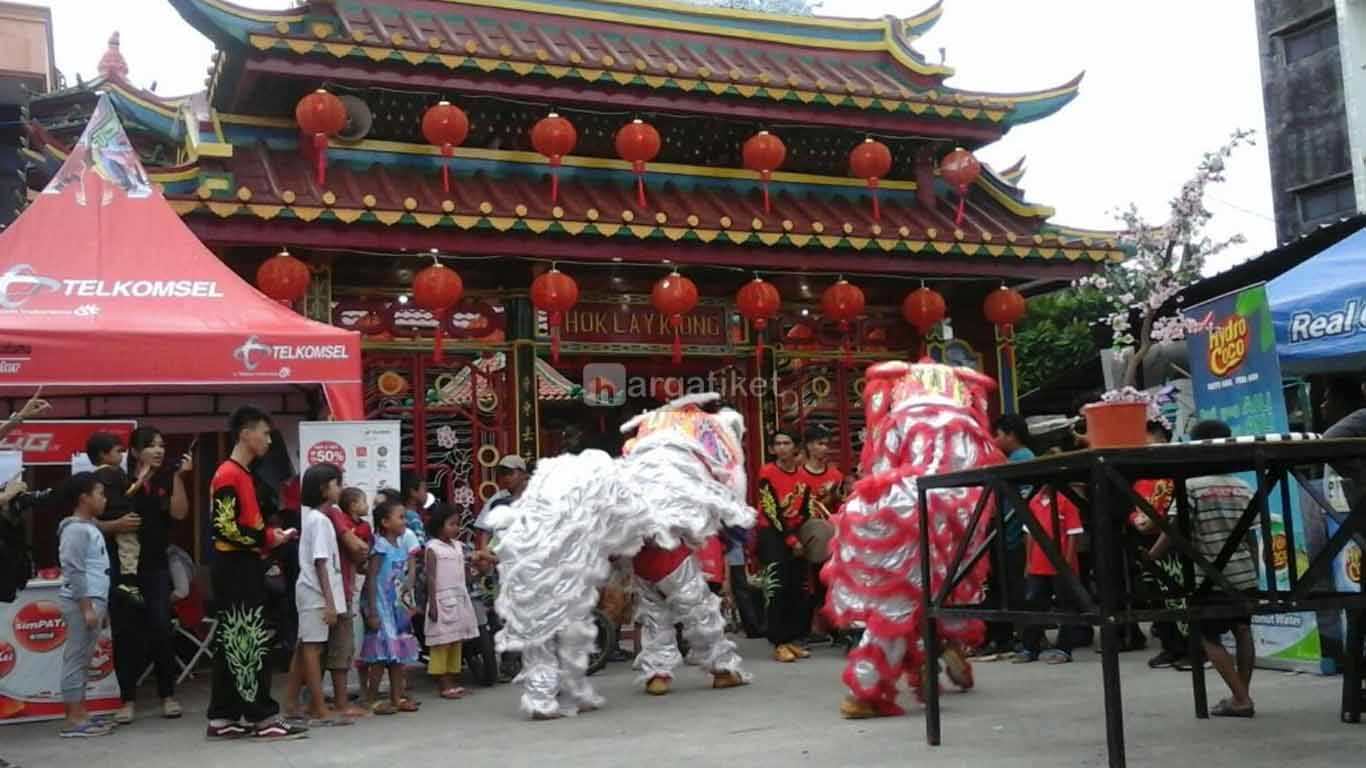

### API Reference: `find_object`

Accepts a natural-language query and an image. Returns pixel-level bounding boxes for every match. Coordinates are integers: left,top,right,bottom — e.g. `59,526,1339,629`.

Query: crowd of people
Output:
7,372,1366,737
16,401,513,739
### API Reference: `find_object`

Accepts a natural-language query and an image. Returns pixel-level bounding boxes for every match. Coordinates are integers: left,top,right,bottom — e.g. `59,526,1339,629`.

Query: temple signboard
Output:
553,302,731,346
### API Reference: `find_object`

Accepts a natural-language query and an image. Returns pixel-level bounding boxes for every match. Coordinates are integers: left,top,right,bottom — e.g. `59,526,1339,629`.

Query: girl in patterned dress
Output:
360,500,420,714
424,505,479,699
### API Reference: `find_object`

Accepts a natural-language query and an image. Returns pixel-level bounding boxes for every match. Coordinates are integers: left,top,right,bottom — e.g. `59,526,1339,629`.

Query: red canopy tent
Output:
0,96,363,418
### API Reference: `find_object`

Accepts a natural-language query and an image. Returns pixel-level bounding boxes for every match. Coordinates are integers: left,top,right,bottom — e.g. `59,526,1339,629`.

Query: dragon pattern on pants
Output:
821,361,1003,718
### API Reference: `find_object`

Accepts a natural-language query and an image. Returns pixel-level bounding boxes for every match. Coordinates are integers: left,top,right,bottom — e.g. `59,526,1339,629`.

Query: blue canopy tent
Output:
1269,227,1366,375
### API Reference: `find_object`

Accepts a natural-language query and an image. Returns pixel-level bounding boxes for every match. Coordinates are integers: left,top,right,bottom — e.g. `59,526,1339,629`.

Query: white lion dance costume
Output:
822,361,1003,719
488,394,754,719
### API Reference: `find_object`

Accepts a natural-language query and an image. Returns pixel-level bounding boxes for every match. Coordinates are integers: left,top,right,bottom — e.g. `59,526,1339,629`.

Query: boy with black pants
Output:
205,406,305,740
1016,487,1086,664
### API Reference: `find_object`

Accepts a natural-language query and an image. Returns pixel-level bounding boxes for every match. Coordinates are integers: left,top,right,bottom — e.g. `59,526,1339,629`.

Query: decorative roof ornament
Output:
97,32,129,81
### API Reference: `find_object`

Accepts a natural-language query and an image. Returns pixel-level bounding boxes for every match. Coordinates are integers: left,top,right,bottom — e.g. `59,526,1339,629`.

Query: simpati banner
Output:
298,421,401,498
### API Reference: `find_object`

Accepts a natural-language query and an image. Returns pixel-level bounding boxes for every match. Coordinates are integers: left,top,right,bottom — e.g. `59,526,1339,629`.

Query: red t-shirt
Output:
801,463,844,517
757,462,808,538
325,504,363,605
1129,478,1174,529
210,459,280,555
1026,491,1084,576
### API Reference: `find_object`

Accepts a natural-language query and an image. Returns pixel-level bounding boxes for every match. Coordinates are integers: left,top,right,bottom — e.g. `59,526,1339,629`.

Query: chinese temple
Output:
30,0,1122,510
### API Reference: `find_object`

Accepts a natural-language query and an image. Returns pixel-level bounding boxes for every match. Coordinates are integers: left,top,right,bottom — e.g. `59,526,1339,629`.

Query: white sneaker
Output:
114,702,134,724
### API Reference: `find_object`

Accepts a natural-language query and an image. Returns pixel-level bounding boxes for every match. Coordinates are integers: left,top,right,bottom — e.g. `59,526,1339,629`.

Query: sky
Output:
43,0,1278,274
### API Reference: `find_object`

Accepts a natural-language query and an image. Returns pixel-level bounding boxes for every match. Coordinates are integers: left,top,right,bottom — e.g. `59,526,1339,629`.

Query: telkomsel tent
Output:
1270,227,1366,376
0,95,362,417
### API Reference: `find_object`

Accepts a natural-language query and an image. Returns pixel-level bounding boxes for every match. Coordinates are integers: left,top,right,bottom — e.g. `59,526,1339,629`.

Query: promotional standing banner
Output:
1184,283,1321,669
0,580,120,724
298,421,401,498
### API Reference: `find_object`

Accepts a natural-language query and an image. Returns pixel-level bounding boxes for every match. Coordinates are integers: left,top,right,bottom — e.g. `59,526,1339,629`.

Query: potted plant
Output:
1084,386,1159,448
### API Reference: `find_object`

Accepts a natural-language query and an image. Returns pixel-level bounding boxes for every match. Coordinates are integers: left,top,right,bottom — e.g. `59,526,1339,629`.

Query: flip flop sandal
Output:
401,696,422,708
396,700,421,713
306,718,354,728
371,702,397,716
1211,700,1255,718
440,688,467,700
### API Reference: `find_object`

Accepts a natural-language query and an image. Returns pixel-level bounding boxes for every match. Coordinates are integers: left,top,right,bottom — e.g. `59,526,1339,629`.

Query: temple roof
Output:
161,143,1123,268
97,32,130,80
173,0,1082,130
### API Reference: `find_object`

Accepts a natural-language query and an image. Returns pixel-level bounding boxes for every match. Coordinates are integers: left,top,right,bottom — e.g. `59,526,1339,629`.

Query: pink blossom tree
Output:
1075,129,1256,387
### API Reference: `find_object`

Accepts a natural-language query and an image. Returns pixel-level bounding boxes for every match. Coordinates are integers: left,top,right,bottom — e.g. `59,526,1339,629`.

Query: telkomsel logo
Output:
0,265,61,309
232,335,349,378
0,263,226,311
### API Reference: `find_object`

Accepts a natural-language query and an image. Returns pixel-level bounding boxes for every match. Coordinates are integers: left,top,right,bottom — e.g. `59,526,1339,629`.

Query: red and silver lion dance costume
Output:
489,393,753,719
822,361,1003,718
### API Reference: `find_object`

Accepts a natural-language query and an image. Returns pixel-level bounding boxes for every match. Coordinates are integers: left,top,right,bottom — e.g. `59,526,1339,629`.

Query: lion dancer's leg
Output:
517,640,563,720
842,624,909,719
633,574,684,694
661,555,750,689
554,615,605,714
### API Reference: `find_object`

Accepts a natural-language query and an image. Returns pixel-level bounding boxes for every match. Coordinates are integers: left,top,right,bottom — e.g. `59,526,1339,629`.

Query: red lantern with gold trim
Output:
530,267,580,364
531,113,577,205
735,276,781,364
256,248,310,306
821,278,865,364
848,138,893,222
983,285,1027,330
742,131,786,214
939,147,982,227
295,89,347,187
902,286,947,360
422,101,470,196
651,270,698,364
412,257,464,364
615,119,661,208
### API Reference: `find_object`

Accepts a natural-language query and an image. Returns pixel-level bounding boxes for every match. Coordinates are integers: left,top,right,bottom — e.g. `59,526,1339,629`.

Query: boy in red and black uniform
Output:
756,427,812,663
206,406,304,741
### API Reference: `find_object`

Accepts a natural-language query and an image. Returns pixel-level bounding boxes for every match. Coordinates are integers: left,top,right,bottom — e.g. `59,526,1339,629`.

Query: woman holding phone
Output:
108,426,194,724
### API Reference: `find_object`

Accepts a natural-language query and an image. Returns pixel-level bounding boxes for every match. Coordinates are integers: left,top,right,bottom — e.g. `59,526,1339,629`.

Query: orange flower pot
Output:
1083,401,1148,448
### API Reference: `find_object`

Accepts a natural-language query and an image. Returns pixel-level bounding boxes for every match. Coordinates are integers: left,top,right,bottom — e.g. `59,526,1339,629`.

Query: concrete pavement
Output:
1,637,1357,768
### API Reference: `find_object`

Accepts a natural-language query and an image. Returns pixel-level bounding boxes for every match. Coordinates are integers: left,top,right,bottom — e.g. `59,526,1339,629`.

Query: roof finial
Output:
98,31,129,81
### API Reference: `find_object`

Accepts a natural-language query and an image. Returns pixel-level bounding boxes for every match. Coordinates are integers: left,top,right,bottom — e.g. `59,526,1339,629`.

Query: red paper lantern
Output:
615,119,662,208
902,286,947,360
939,147,982,227
295,89,347,187
530,267,580,364
735,277,781,364
984,286,1027,328
531,113,577,205
902,287,947,332
651,270,698,363
742,131,786,214
256,249,310,305
822,279,866,365
413,259,465,363
849,138,893,222
422,101,470,196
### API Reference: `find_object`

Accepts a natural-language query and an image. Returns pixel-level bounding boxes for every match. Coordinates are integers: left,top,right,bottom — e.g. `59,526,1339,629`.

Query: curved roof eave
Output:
956,71,1085,128
173,0,956,79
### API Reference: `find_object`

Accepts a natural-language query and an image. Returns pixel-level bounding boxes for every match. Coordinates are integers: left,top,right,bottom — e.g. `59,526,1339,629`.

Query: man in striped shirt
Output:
1148,420,1258,718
